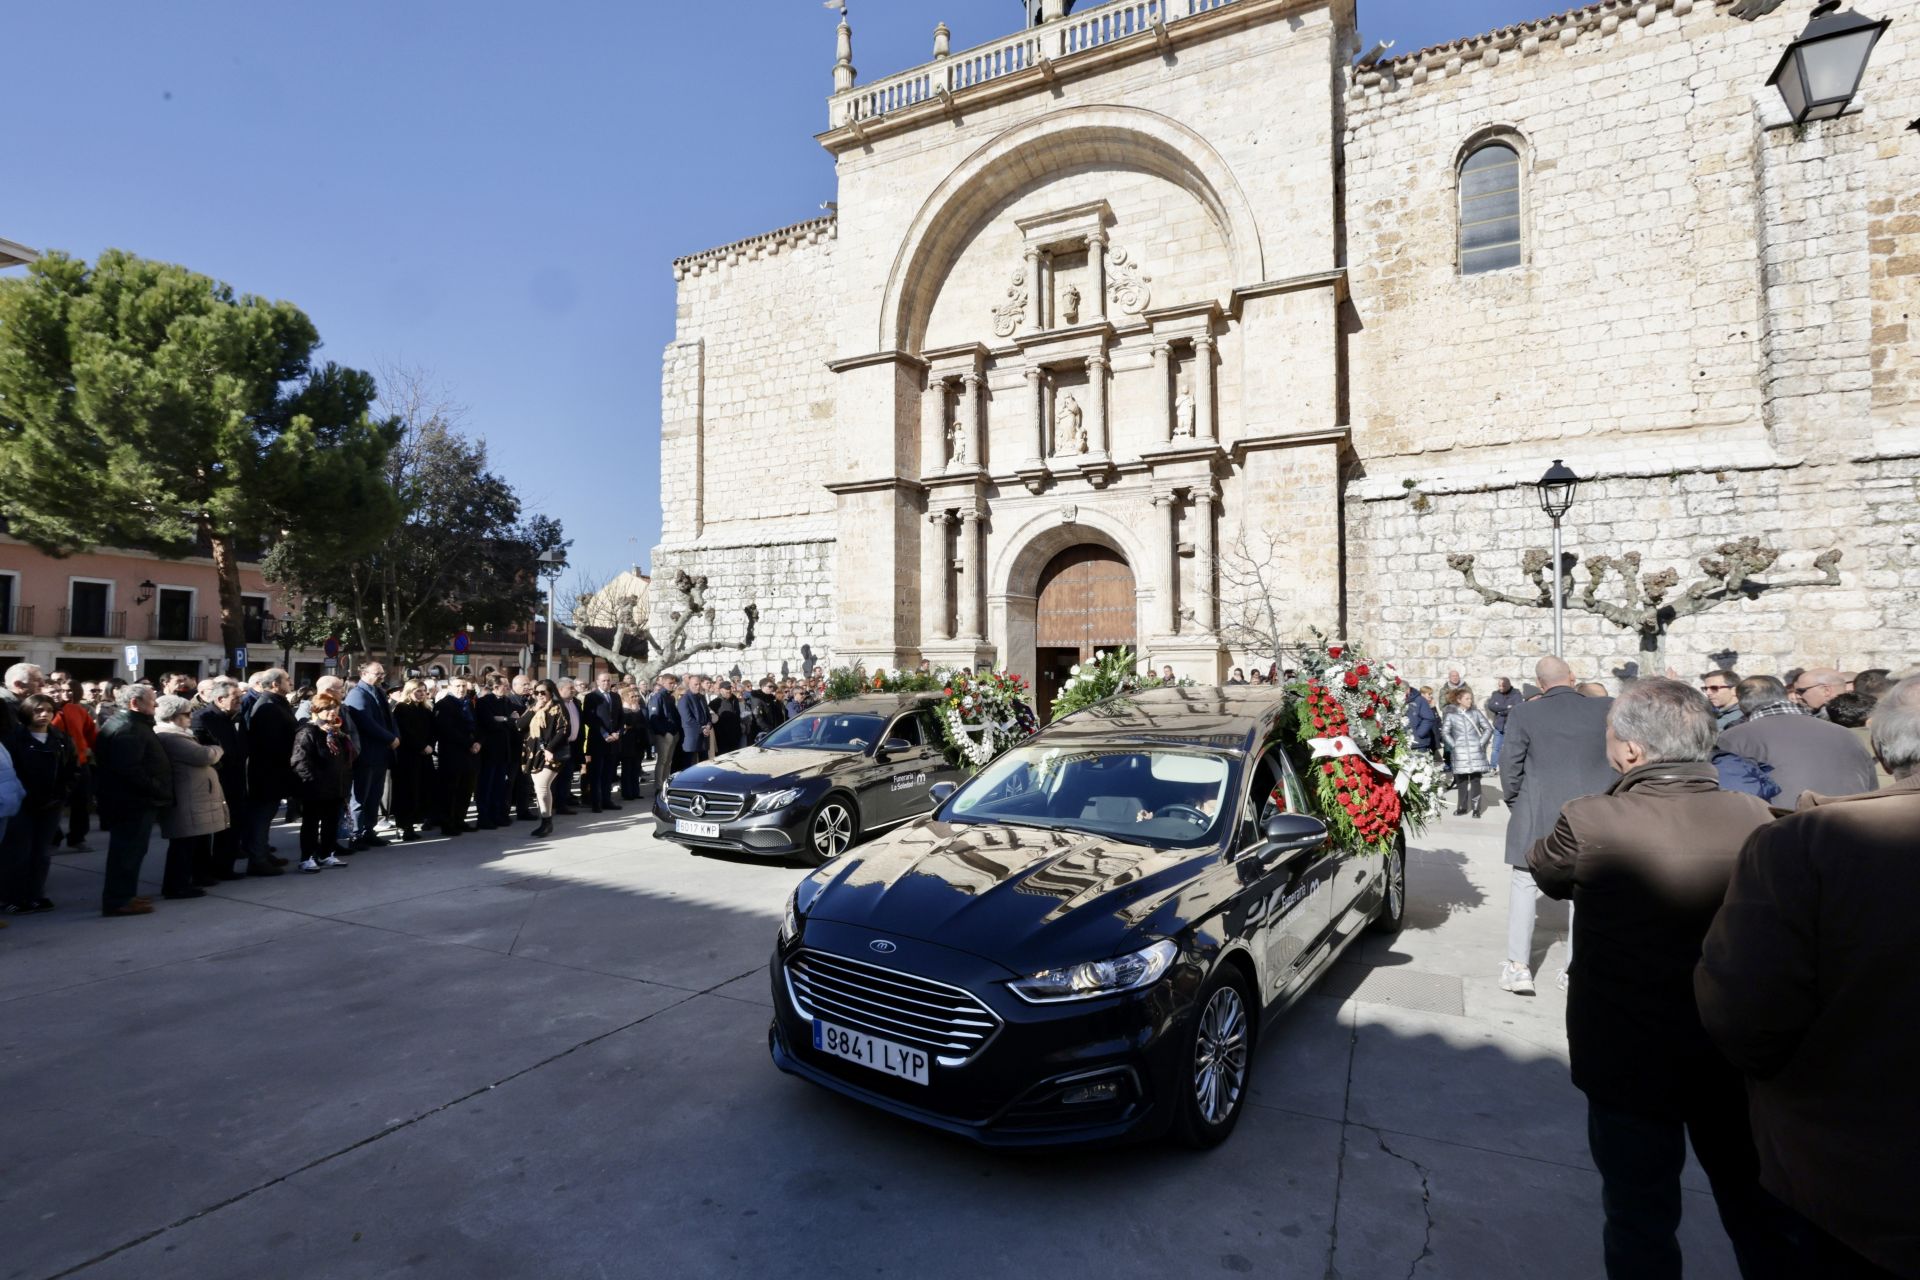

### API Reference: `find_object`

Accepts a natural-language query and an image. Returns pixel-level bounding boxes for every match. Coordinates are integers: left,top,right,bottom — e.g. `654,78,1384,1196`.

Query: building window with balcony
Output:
153,587,202,642
0,572,25,636
241,594,270,644
65,579,123,639
1458,136,1524,276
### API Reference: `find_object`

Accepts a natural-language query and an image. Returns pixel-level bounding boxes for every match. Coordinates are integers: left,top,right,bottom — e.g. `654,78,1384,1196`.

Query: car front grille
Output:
786,949,1001,1067
665,788,746,822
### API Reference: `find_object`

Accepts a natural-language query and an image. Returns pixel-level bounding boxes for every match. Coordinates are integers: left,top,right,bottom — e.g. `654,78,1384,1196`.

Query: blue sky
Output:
2,0,1550,584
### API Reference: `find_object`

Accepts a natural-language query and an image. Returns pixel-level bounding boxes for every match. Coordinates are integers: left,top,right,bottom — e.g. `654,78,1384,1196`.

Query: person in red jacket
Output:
48,672,98,852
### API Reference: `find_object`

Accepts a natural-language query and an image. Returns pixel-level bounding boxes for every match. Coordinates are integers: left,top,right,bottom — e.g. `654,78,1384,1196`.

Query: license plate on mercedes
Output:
812,1019,929,1085
676,819,720,839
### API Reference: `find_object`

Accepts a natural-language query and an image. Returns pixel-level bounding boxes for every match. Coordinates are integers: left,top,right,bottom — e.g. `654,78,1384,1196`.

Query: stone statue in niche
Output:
1106,246,1152,315
1061,284,1081,326
991,267,1030,339
1054,392,1087,456
1174,385,1197,438
947,419,967,466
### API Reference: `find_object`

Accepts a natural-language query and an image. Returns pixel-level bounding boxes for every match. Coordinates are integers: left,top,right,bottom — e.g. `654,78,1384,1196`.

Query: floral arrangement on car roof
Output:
1047,647,1195,722
1280,632,1445,855
823,665,947,700
937,669,1038,772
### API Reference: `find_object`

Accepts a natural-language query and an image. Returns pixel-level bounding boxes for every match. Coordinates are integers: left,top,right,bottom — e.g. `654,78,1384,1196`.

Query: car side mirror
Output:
929,781,958,808
877,736,913,759
1261,813,1328,857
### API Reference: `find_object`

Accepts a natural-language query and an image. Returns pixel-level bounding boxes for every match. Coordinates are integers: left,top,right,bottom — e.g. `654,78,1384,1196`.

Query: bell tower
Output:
1023,0,1073,26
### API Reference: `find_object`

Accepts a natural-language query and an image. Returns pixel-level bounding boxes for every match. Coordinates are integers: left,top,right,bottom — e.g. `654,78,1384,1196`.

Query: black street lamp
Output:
1767,3,1891,125
537,547,568,678
134,579,155,607
1535,460,1581,657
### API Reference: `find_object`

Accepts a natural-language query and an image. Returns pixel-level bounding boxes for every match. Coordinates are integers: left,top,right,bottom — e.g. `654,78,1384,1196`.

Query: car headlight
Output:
751,787,804,815
1007,938,1179,1004
780,886,802,945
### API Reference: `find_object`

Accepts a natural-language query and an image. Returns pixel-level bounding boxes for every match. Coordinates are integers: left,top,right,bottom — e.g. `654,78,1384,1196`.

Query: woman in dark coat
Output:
516,680,572,838
4,694,78,914
619,690,647,801
391,678,438,841
290,692,354,872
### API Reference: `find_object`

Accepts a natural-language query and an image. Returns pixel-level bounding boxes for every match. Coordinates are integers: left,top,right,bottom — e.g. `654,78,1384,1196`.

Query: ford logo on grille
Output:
689,794,707,818
869,940,897,954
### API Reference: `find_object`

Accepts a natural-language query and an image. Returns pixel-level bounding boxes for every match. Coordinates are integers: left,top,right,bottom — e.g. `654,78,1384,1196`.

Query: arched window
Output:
1459,141,1522,275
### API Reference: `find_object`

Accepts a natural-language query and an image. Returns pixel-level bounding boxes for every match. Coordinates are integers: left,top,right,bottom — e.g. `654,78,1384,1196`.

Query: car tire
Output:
1173,965,1256,1150
801,794,859,867
1369,832,1407,934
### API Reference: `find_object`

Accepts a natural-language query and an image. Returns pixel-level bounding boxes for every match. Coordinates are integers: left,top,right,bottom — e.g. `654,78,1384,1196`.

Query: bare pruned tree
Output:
1449,536,1844,655
562,566,758,684
1213,526,1296,676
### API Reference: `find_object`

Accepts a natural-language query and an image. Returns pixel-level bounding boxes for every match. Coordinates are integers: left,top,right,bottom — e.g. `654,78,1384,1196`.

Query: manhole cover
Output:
1318,964,1466,1017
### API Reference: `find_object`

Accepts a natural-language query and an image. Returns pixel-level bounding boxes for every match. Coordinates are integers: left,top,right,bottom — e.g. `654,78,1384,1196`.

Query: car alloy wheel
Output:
808,799,856,865
1371,835,1407,934
1192,984,1249,1128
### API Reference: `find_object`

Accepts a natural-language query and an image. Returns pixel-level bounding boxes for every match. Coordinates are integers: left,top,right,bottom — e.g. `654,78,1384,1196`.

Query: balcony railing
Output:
831,0,1243,128
0,605,33,636
59,608,127,639
242,616,268,644
148,614,209,643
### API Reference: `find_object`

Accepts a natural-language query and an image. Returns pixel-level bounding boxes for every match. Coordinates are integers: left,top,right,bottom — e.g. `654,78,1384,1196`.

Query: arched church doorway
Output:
1034,544,1136,720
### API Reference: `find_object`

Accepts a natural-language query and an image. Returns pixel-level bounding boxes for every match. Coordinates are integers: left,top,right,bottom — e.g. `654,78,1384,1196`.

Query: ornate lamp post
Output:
1766,3,1890,125
537,547,568,678
1536,460,1581,658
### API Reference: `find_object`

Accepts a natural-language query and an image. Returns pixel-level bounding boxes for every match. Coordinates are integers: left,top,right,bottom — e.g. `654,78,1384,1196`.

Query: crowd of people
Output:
0,661,838,920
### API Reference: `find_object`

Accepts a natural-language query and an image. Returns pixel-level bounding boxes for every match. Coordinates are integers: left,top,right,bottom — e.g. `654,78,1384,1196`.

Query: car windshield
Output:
759,712,887,752
944,746,1235,849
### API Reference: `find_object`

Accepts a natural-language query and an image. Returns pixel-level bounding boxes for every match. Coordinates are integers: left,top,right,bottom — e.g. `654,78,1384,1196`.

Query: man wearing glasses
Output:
1700,670,1743,731
1788,668,1845,718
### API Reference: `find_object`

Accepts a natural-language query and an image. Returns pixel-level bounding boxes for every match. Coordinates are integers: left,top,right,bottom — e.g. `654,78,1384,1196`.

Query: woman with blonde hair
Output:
517,680,570,838
290,692,353,871
153,693,226,898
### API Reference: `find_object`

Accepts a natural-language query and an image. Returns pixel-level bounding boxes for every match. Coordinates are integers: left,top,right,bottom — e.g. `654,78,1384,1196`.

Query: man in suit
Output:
342,661,400,848
581,672,625,813
677,674,713,771
472,674,517,828
433,677,481,834
507,673,538,820
1499,656,1614,996
646,675,682,798
241,669,295,876
1718,675,1877,808
192,677,250,878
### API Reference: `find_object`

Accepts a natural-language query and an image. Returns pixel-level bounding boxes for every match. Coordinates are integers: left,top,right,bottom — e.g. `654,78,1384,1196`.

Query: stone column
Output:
1151,343,1173,445
1085,352,1110,456
1026,366,1047,461
1198,483,1219,634
958,509,984,641
1194,334,1217,441
923,510,953,641
1151,491,1178,635
1024,247,1045,334
922,375,948,474
1088,230,1109,322
960,372,983,468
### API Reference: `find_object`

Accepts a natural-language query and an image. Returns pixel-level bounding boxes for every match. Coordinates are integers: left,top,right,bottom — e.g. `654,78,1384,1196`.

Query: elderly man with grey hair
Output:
1527,677,1785,1278
1719,674,1877,807
1698,676,1920,1279
1,662,44,738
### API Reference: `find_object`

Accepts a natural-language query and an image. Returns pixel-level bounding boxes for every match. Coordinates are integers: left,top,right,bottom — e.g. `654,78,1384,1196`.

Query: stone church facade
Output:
655,0,1919,701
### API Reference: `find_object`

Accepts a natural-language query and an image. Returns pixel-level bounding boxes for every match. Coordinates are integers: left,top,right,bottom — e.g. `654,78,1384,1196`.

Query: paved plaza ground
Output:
1,800,1742,1279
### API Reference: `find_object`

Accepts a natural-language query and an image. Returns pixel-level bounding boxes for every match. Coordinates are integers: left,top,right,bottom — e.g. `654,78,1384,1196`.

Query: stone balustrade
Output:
830,0,1243,129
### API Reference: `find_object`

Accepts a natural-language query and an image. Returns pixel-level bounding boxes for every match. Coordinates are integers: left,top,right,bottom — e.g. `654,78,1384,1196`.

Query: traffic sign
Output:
323,637,340,659
453,653,470,668
233,646,248,670
124,644,140,673
452,632,471,654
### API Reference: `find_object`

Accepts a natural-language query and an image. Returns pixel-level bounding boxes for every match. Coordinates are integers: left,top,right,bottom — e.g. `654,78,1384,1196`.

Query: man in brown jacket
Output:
1527,678,1784,1279
1697,676,1920,1279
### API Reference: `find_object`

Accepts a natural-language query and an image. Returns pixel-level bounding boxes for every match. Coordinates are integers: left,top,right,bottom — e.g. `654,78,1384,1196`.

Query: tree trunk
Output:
207,526,248,674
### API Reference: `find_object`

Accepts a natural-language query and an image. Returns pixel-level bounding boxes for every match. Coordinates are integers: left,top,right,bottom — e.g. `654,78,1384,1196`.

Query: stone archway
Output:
1033,544,1136,719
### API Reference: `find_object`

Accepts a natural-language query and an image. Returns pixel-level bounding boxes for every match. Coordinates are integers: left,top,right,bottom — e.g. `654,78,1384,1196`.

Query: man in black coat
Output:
1499,656,1614,996
472,674,516,828
433,679,481,834
507,674,537,820
580,672,625,813
645,675,681,800
1485,676,1520,766
192,677,250,879
241,670,296,877
94,684,175,916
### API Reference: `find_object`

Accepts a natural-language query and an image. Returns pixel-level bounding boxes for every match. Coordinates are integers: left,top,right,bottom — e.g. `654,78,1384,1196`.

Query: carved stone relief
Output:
1054,392,1087,456
1106,246,1152,315
991,267,1030,339
947,419,967,466
1061,284,1081,326
1173,385,1197,438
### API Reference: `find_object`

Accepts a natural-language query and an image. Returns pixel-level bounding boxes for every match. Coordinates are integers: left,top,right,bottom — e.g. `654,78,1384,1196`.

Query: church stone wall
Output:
653,217,845,676
1340,0,1920,684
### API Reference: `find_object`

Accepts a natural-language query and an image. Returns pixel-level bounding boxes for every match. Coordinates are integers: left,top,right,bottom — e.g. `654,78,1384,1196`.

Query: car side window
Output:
888,714,923,747
1241,752,1286,846
915,710,944,747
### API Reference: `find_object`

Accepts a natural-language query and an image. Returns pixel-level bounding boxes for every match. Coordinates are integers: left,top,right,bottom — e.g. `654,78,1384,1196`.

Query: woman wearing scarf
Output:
290,692,354,872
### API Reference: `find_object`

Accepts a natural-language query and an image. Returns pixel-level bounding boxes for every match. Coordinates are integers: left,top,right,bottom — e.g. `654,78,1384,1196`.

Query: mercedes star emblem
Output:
689,794,707,818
